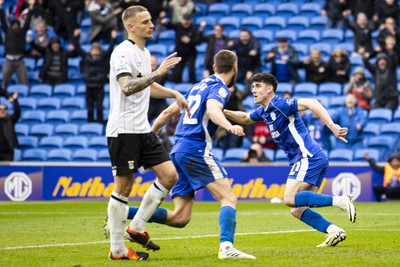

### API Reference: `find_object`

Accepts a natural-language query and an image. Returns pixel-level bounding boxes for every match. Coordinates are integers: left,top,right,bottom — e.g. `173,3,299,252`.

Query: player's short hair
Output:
214,50,237,74
122,5,147,24
250,73,278,92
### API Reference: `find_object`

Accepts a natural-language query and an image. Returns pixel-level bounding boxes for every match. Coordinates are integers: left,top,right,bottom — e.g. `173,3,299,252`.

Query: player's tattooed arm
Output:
118,71,160,96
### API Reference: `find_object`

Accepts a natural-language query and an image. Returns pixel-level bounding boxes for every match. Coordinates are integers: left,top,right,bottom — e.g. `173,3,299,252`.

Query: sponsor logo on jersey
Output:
271,131,280,138
286,98,294,105
270,112,276,121
128,160,135,170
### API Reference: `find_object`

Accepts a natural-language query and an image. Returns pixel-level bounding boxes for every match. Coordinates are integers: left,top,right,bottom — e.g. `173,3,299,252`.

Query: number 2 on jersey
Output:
183,95,201,125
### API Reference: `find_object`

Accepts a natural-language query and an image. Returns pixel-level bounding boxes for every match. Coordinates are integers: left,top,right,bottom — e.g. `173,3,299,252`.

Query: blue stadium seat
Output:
72,148,97,162
195,16,217,32
276,82,293,95
393,110,400,123
212,148,224,162
18,97,37,111
37,97,61,111
318,82,342,97
22,148,47,161
67,58,81,74
97,149,110,162
231,3,253,18
79,123,103,137
53,83,76,98
286,16,310,31
336,42,355,55
344,30,354,43
7,84,29,97
380,123,400,144
64,136,88,151
88,136,108,150
253,30,274,46
320,29,344,44
263,148,275,161
241,17,264,31
46,110,70,124
367,136,396,161
194,3,207,17
293,82,318,97
61,97,85,111
275,30,297,43
47,149,72,162
76,84,86,96
297,29,320,45
274,149,287,162
158,30,176,46
317,96,329,108
367,108,392,125
147,44,167,58
242,96,255,111
18,136,39,149
20,110,46,124
39,136,63,149
14,148,22,161
276,3,298,18
30,124,54,138
253,3,276,17
24,57,36,71
28,71,41,85
264,16,286,31
362,123,381,139
329,148,353,162
175,83,194,94
54,123,79,137
329,96,345,108
15,124,29,137
309,16,328,31
219,16,240,32
353,148,380,162
196,43,207,57
29,84,52,98
223,148,247,162
208,3,230,19
70,110,88,125
310,43,332,58
292,43,308,57
299,3,322,17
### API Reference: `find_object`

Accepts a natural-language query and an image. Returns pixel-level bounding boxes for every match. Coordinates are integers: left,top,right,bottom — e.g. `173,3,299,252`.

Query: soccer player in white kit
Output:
106,5,189,260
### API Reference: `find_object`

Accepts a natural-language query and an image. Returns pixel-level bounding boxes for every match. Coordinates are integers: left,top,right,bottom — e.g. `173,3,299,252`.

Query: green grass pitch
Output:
1,201,399,267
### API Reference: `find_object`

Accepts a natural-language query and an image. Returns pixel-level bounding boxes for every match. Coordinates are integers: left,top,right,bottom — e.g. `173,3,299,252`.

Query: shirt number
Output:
183,95,201,125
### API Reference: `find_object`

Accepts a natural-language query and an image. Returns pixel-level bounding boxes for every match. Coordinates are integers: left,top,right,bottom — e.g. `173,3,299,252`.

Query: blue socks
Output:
127,206,167,224
219,206,236,243
294,191,333,207
300,208,331,233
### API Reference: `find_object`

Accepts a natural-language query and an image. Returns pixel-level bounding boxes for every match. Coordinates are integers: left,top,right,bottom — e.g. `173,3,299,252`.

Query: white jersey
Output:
106,40,152,137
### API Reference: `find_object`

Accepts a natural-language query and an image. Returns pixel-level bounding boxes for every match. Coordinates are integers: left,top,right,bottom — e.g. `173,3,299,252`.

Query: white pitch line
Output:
0,229,314,251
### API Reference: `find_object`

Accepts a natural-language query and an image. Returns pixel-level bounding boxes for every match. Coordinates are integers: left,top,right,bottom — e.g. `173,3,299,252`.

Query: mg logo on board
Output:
5,172,32,201
332,172,361,199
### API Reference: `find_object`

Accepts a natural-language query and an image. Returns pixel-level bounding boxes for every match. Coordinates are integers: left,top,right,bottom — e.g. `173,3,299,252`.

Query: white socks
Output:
327,224,344,234
108,192,128,256
332,196,345,207
220,241,233,251
129,180,168,233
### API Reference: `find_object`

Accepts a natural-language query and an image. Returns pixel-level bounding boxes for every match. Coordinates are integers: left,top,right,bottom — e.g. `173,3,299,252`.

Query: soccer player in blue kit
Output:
224,72,356,247
104,49,256,259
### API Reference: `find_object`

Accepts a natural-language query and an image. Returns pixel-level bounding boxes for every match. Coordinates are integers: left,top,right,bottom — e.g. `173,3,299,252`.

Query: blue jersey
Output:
250,96,322,165
171,75,230,156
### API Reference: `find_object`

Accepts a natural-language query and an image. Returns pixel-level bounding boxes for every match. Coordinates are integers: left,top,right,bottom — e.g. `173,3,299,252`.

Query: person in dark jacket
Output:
0,89,20,161
0,0,33,88
162,13,203,83
294,48,328,84
326,49,351,84
349,0,377,20
376,0,400,26
76,30,116,122
376,17,400,63
321,0,350,29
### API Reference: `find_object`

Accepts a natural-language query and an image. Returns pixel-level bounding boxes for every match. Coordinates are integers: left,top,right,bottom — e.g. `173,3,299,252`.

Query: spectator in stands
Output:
201,23,230,77
250,121,278,150
294,49,328,84
162,13,204,83
76,30,116,123
321,0,350,29
0,0,33,89
148,54,168,123
377,17,400,56
326,49,351,84
164,0,195,24
26,20,57,60
366,152,400,202
376,0,400,26
263,37,299,84
345,66,373,110
360,51,399,111
376,28,400,65
31,0,54,28
349,0,376,20
302,111,332,151
241,143,271,163
0,89,20,161
48,0,84,43
331,93,367,149
87,0,122,43
344,12,379,57
28,36,77,85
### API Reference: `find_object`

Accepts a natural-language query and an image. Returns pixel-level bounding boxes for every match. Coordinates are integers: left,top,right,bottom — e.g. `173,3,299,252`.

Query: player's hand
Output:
227,125,245,136
331,124,348,143
157,52,182,76
175,93,191,117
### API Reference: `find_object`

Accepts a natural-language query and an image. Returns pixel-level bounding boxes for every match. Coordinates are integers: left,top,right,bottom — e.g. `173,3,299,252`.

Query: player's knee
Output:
283,195,295,207
170,215,191,228
222,194,237,208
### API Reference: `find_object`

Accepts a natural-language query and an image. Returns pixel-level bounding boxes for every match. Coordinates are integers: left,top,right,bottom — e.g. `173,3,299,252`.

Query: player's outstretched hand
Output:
331,124,348,143
228,125,245,137
175,93,191,117
157,52,182,76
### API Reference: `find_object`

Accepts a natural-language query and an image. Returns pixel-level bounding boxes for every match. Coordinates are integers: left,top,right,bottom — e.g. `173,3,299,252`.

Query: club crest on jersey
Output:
217,88,228,99
286,98,294,105
269,124,274,131
137,62,144,68
271,131,280,138
128,160,135,170
270,112,276,121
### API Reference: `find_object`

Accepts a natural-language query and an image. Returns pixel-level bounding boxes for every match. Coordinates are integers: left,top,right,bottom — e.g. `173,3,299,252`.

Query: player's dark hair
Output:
214,50,237,74
122,5,147,23
250,73,278,92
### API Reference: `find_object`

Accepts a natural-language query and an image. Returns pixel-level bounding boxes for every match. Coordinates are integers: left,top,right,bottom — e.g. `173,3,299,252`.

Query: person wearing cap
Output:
365,152,400,202
345,66,373,110
0,88,20,161
0,0,34,89
264,37,300,83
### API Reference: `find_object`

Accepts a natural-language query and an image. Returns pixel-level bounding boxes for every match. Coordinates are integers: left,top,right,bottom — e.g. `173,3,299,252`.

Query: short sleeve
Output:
113,49,134,79
207,85,230,106
275,98,298,117
249,106,264,121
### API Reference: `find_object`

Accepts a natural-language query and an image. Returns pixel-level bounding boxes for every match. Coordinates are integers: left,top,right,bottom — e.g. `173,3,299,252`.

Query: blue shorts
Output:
170,152,228,198
288,150,329,188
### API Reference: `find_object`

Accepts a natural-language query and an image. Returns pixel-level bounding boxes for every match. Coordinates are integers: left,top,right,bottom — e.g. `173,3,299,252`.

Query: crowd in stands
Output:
0,0,400,164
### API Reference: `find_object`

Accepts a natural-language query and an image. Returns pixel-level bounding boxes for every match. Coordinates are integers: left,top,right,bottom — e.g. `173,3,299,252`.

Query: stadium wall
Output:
0,162,381,202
